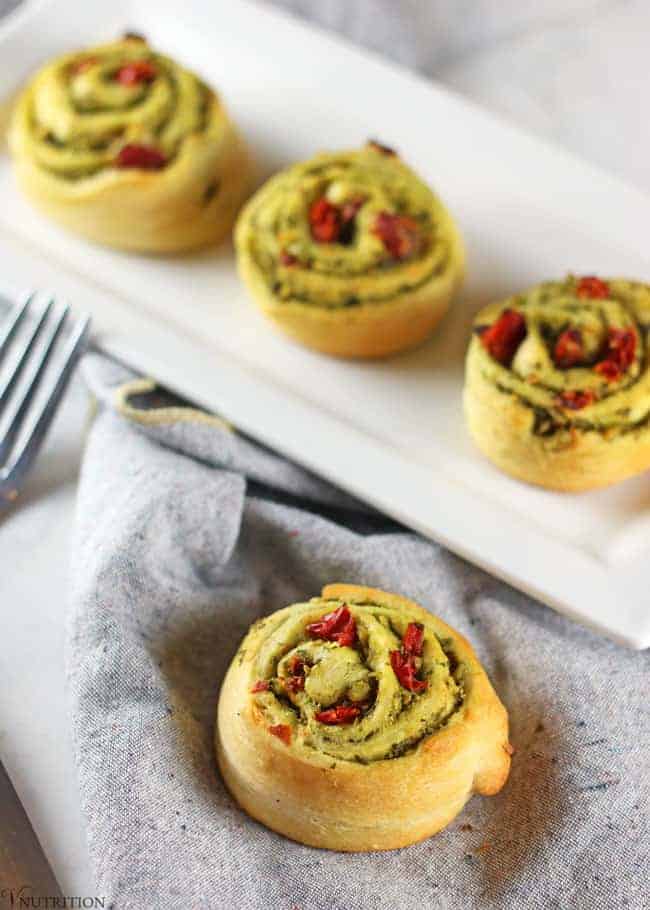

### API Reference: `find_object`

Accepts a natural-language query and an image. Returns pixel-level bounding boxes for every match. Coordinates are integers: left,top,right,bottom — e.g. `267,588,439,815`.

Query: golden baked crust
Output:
216,584,510,852
464,276,650,491
9,37,252,252
234,144,464,358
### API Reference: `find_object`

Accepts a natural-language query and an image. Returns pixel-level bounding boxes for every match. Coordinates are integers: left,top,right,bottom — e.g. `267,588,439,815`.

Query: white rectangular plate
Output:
1,0,649,647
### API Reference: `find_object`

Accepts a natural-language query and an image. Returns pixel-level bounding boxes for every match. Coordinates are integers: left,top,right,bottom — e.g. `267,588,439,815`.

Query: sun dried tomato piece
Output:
576,276,610,299
315,705,361,725
306,605,357,648
390,622,428,693
479,310,527,366
341,196,365,224
115,144,167,170
594,328,636,382
269,724,291,745
279,249,298,267
287,655,305,675
402,622,424,657
390,650,427,693
593,360,621,381
555,389,596,410
367,139,397,156
373,211,421,260
116,61,157,85
251,679,270,693
553,328,585,369
284,655,306,693
309,197,341,243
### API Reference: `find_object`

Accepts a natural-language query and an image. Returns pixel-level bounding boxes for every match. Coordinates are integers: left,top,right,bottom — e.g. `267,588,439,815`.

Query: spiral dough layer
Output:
9,36,252,251
216,584,510,851
464,275,650,490
235,143,464,357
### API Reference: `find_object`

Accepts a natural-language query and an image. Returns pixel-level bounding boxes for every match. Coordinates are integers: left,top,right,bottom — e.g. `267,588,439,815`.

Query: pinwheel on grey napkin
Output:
67,352,649,910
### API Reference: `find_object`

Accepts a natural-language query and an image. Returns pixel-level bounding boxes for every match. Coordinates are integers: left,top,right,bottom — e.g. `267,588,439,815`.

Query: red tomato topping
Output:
306,605,357,648
269,724,291,745
373,211,421,260
279,249,298,267
390,650,428,693
116,61,157,86
479,310,527,366
576,276,610,299
555,390,596,410
309,197,341,243
553,329,585,369
402,622,424,657
251,679,270,693
341,196,365,224
115,144,167,170
285,655,306,692
315,705,361,725
594,360,621,382
390,623,428,693
594,328,636,382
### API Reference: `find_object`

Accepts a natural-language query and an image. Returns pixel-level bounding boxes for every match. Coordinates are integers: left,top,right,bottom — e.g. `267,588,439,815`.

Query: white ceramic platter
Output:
1,0,649,647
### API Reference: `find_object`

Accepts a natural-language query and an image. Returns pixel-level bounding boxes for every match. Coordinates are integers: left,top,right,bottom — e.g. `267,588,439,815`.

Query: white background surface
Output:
1,0,650,898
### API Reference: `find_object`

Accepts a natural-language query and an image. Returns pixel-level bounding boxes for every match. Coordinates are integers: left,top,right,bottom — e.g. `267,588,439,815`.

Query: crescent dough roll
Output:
216,584,511,851
464,275,650,491
9,36,252,252
235,142,464,358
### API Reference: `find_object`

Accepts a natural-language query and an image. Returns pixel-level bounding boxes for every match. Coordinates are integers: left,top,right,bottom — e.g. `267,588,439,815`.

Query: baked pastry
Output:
9,35,251,252
234,142,464,358
216,584,511,851
464,275,650,491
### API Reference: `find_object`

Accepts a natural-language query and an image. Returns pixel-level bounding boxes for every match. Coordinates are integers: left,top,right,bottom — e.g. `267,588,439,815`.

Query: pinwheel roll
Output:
234,142,465,358
9,36,252,252
216,584,511,852
464,276,650,491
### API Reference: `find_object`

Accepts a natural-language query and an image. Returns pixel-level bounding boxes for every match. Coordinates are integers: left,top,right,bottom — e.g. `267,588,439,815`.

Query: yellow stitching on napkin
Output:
114,378,232,430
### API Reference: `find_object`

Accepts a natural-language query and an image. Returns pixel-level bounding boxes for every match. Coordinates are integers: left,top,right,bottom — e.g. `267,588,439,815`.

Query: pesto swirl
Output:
12,37,214,179
245,596,464,763
236,143,462,310
470,276,650,438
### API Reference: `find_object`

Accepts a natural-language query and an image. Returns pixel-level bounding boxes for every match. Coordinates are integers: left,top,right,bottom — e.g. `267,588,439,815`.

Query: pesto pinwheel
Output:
234,142,465,358
9,35,252,252
464,276,650,490
216,584,511,851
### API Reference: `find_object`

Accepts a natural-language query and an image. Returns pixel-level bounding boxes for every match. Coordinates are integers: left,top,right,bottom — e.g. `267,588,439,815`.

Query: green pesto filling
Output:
22,43,211,179
240,147,458,309
473,277,650,437
248,598,466,763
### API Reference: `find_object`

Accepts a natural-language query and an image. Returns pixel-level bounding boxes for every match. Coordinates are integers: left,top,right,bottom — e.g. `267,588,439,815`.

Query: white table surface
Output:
1,0,649,898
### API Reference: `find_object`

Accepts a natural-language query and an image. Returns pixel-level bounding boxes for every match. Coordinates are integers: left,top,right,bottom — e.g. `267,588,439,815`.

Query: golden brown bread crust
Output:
464,358,650,491
9,40,253,252
234,146,464,359
216,584,511,851
236,253,460,358
463,277,650,491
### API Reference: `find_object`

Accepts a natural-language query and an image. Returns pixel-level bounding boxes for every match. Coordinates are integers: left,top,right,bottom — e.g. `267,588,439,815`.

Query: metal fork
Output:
0,294,90,507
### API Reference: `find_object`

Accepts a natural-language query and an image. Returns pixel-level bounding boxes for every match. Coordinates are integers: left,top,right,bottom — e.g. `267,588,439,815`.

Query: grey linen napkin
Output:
67,353,650,910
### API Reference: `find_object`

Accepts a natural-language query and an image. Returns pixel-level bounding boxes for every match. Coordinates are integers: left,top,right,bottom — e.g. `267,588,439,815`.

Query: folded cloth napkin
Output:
67,353,649,910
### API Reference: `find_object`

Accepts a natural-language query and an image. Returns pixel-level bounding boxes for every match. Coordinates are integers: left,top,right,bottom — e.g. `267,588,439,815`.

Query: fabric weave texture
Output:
67,354,650,910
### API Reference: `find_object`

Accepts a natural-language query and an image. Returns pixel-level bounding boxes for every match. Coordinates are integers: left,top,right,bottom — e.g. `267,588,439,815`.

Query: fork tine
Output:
0,293,33,362
0,303,69,466
1,316,91,494
0,298,54,413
